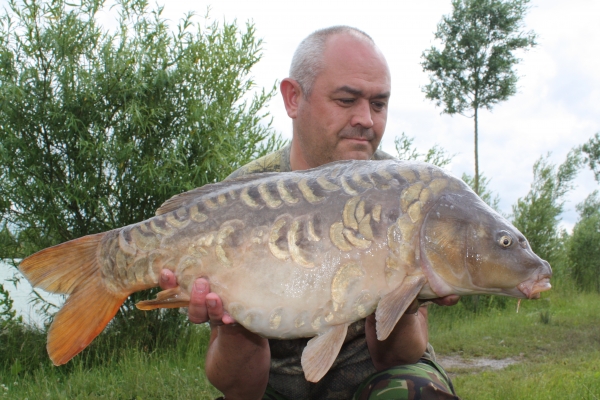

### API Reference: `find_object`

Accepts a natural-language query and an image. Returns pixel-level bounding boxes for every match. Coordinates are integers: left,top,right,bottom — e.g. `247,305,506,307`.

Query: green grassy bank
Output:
0,322,221,399
2,281,599,399
429,280,600,399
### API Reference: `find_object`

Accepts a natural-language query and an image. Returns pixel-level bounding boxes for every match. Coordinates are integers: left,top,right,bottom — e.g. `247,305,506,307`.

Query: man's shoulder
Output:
226,144,291,180
226,145,395,181
372,148,396,161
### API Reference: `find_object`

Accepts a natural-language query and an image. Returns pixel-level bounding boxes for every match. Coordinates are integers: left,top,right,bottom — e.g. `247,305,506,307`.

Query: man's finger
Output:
188,278,210,324
431,295,460,307
221,314,237,325
205,292,237,326
205,292,226,325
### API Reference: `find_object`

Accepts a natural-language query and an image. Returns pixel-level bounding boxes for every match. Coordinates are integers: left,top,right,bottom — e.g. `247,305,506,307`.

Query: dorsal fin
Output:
155,159,382,216
155,172,283,215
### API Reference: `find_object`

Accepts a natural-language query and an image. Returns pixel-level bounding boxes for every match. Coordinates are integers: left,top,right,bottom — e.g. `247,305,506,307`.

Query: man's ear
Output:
280,78,303,119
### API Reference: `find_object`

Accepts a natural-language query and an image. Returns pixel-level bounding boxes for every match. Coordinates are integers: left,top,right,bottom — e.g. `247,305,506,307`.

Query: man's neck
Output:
289,140,312,171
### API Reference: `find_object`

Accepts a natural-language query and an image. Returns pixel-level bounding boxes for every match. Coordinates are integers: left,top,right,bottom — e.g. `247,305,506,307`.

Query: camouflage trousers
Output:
261,359,458,400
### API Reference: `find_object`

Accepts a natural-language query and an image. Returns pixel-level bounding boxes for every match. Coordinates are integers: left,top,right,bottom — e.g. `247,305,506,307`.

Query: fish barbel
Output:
18,159,552,382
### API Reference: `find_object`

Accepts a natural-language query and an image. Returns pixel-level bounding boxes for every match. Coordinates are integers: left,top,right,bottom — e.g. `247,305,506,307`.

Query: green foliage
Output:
0,321,222,398
0,283,22,327
394,132,454,168
0,0,282,256
0,225,19,260
421,0,536,194
582,132,600,182
421,0,536,116
511,150,581,265
0,0,282,340
568,191,600,293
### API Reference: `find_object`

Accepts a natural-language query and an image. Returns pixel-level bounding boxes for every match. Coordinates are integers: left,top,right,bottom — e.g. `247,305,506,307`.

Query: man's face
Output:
292,34,391,169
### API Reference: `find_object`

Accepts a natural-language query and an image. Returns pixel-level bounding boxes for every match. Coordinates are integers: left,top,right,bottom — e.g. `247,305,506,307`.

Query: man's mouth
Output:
339,128,375,142
343,137,369,143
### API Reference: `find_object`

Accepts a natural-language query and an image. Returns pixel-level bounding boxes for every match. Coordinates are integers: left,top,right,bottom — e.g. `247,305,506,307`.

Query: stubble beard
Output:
333,126,377,161
299,126,377,168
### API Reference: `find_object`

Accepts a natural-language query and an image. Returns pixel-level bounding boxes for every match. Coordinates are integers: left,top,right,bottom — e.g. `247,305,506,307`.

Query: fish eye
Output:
498,235,512,248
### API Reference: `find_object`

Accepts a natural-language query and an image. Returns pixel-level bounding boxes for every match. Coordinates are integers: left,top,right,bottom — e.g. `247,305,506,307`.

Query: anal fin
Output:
301,324,348,383
376,274,426,341
136,287,190,310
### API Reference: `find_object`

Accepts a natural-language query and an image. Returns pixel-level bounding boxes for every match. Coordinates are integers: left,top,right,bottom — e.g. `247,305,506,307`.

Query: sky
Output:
147,0,599,230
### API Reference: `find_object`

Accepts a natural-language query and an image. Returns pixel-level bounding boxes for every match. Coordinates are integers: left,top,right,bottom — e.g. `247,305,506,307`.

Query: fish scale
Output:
18,159,552,383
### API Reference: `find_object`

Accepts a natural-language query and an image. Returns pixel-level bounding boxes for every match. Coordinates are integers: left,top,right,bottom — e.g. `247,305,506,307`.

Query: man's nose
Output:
350,100,374,129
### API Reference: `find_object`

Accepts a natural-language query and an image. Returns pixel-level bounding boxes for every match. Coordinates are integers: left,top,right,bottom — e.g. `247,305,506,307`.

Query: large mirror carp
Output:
19,159,552,382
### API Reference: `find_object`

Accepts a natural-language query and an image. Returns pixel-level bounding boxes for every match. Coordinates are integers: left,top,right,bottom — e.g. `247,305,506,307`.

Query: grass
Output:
0,323,222,399
1,279,599,399
429,280,600,399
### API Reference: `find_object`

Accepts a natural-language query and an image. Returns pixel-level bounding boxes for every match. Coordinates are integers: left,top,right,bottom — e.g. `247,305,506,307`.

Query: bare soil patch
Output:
437,355,520,374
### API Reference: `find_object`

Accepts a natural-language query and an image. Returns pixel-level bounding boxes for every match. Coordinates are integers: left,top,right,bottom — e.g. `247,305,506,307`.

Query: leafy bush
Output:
0,283,22,327
0,0,283,349
568,191,600,293
511,151,581,266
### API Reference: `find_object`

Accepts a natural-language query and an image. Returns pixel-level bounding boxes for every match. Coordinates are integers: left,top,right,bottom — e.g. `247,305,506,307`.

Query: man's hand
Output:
403,294,460,315
366,294,460,370
160,270,270,399
159,270,236,325
428,294,460,307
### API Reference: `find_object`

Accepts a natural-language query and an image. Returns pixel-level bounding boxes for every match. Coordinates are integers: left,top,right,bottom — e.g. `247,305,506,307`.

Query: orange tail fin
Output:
19,233,130,365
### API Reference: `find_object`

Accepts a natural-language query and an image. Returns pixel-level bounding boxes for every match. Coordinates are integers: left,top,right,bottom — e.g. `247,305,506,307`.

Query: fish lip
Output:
517,275,552,299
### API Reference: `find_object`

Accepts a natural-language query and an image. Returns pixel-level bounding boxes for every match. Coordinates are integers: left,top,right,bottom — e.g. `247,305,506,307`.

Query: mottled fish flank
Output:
18,159,551,382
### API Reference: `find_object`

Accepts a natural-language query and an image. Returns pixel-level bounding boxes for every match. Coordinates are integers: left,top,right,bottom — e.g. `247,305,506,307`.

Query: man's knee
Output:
352,360,459,400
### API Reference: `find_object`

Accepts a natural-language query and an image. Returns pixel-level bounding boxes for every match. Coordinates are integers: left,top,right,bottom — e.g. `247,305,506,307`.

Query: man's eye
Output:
337,98,355,105
371,101,386,111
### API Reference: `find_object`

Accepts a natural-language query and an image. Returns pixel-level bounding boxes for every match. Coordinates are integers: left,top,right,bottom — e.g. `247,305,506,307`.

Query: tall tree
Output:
421,0,536,195
511,150,581,265
0,0,283,334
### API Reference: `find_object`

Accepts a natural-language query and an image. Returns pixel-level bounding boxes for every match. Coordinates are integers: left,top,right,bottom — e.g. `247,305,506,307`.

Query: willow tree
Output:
421,0,536,194
0,0,281,256
0,0,282,339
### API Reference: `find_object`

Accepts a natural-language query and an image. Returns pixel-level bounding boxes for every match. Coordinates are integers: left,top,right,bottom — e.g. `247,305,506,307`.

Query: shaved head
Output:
290,26,375,98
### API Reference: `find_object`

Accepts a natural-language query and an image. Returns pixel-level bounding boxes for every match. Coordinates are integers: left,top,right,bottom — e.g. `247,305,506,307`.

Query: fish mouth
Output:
517,276,552,299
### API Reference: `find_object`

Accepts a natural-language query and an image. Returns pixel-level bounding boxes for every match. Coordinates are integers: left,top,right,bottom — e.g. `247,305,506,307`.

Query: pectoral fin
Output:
136,287,191,310
301,324,348,383
376,274,426,341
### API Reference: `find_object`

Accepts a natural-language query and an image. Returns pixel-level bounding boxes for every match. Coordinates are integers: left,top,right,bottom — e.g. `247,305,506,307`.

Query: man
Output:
161,26,459,399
